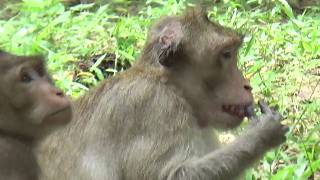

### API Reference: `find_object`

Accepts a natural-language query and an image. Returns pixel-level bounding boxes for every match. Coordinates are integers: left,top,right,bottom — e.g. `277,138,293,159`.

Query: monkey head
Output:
0,51,72,138
143,8,254,129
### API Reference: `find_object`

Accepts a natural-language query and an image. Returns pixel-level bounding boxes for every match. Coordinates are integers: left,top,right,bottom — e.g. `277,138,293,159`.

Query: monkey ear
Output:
156,21,183,67
183,7,208,23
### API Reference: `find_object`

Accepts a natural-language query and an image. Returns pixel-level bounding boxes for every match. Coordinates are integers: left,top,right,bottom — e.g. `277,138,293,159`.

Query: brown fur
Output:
0,51,72,180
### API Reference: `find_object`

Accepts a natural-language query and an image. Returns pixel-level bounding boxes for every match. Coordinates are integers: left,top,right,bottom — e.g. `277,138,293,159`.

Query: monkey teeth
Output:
222,104,250,119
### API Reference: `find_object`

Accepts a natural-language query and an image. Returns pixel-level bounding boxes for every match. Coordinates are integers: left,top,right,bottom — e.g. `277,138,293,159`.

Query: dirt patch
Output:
298,79,320,101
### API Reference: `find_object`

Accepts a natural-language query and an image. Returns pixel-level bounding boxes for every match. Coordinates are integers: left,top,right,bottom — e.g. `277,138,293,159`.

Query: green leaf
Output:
271,165,295,180
302,159,320,178
277,0,294,19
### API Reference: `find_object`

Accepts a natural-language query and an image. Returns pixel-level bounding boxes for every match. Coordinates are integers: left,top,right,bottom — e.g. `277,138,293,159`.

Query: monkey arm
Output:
166,129,266,180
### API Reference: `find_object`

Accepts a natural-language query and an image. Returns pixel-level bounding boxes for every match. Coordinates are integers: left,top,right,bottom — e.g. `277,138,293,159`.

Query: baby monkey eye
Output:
20,72,33,83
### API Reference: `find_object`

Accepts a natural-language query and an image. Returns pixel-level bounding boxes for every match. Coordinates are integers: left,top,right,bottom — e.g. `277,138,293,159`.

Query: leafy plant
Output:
0,0,319,178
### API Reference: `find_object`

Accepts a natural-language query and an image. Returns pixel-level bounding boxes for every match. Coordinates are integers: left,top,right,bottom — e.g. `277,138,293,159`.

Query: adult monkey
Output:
37,8,288,180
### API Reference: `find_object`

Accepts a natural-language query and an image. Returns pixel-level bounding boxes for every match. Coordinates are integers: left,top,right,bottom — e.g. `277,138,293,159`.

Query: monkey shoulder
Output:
0,136,38,179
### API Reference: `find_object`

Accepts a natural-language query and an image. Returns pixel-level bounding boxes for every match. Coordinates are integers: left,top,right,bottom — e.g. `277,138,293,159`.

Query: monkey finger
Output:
270,105,279,112
248,116,259,127
247,106,259,122
246,104,256,119
249,116,258,122
258,100,272,114
272,112,283,122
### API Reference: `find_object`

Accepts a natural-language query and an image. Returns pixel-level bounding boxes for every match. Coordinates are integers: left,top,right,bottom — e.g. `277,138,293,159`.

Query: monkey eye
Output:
221,51,232,60
35,64,45,76
20,72,33,83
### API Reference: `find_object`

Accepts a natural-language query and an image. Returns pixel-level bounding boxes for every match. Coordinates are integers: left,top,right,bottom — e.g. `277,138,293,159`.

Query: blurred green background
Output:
0,0,319,179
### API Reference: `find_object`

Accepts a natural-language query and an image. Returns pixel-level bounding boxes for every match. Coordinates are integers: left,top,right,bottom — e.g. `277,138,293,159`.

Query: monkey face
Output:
177,45,254,129
189,32,253,129
150,9,254,129
0,53,72,131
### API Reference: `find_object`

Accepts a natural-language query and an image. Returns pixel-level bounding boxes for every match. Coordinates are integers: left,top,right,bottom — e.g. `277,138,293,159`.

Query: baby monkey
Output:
0,51,72,180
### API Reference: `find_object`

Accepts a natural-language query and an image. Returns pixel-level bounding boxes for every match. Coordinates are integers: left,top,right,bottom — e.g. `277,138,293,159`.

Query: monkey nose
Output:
56,91,65,97
52,88,65,97
244,85,252,91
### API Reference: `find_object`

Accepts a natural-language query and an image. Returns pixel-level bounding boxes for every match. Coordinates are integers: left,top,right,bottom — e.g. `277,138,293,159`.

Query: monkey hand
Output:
250,100,289,149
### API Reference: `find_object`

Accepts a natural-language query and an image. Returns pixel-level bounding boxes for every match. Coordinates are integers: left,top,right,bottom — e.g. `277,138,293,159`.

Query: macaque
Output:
0,51,72,180
37,8,288,180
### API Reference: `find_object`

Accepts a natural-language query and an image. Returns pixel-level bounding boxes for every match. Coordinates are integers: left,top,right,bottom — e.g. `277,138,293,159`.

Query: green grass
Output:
0,0,319,179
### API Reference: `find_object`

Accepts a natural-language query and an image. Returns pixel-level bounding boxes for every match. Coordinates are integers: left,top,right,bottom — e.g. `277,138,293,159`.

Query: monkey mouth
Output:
222,103,253,119
44,106,72,124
